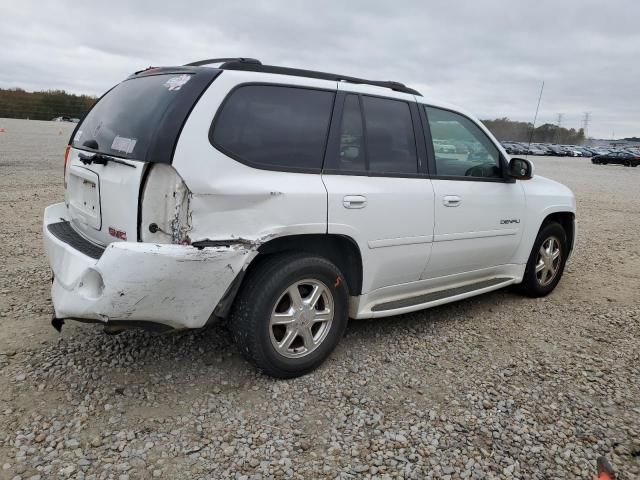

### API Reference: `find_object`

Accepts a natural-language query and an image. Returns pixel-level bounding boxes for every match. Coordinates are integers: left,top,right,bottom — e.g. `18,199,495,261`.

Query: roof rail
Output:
218,61,421,96
184,57,262,67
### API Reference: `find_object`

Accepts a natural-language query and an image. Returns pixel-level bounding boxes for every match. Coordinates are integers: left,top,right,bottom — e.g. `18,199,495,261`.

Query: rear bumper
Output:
43,202,257,329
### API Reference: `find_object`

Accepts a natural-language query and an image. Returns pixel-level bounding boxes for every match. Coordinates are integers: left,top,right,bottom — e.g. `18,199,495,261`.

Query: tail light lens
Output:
63,144,71,185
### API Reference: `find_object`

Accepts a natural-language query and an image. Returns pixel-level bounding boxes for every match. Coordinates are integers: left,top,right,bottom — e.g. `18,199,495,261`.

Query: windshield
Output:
72,73,196,161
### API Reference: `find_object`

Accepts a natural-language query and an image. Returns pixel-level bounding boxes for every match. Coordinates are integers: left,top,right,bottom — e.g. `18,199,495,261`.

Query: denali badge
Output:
500,219,520,225
108,227,127,240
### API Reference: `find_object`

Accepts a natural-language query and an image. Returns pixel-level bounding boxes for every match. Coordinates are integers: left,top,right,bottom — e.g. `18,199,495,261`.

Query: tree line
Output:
0,88,96,121
0,88,588,145
481,117,586,144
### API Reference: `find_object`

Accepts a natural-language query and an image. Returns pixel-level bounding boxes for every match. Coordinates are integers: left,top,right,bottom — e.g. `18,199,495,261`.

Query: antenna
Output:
526,81,545,157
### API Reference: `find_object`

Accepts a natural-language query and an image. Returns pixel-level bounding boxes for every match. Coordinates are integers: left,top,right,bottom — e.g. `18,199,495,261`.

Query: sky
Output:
1,0,638,138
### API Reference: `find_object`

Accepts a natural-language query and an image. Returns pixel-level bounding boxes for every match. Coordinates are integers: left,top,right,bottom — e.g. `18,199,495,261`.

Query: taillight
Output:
63,145,71,185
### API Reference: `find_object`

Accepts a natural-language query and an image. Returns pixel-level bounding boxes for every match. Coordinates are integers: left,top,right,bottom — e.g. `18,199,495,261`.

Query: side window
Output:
425,106,502,178
211,85,334,171
362,96,418,174
335,94,366,172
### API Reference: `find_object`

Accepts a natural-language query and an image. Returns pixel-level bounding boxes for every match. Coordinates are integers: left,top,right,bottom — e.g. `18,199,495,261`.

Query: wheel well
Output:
542,212,575,253
251,234,363,296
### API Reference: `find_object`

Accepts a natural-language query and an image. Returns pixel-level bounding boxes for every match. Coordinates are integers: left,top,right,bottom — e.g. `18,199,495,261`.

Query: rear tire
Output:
229,254,349,378
518,222,568,297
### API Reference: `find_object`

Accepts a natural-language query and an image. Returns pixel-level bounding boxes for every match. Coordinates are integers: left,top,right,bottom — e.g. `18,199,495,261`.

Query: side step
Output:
371,277,512,312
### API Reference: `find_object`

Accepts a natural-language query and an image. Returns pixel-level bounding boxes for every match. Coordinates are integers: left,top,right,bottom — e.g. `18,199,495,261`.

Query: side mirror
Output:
508,157,534,180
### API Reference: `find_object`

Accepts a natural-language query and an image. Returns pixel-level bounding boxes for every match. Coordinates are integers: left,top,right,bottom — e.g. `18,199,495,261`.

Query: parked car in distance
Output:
502,142,528,155
433,139,457,154
560,146,582,157
43,58,576,378
546,145,568,156
573,147,591,157
592,151,640,167
527,145,547,155
534,144,553,155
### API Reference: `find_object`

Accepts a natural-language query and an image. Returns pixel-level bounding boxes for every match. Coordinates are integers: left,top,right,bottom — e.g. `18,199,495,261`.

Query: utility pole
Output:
555,113,563,143
582,112,590,143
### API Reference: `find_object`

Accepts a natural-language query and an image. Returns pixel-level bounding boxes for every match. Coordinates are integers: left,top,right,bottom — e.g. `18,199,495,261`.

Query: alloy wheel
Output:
535,236,562,287
269,279,334,359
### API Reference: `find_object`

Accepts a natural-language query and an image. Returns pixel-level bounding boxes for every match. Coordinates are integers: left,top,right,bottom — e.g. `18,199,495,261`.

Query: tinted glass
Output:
212,85,334,170
362,96,417,174
334,94,366,172
426,106,502,178
73,73,196,160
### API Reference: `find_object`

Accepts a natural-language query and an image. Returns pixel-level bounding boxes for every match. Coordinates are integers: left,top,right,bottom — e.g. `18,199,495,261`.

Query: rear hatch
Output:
64,67,220,246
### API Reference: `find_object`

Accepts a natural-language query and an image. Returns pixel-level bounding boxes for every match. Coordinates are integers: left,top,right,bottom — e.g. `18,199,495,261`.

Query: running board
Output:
371,277,513,312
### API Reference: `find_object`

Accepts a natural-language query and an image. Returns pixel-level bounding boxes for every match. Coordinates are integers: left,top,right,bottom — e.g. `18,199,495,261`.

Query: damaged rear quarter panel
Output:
171,72,330,244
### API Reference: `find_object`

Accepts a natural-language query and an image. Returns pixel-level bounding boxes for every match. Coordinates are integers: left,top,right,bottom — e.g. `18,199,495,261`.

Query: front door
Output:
322,87,435,294
420,105,526,279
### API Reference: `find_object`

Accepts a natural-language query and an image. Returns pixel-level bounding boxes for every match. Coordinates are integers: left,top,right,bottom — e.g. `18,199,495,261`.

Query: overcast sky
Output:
1,1,638,138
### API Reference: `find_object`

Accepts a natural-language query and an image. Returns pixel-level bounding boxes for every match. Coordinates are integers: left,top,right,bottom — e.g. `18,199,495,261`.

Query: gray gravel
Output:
1,118,639,479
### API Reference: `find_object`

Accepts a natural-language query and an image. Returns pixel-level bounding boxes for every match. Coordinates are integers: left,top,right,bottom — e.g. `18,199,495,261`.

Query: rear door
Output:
322,86,434,294
420,105,526,279
64,69,219,245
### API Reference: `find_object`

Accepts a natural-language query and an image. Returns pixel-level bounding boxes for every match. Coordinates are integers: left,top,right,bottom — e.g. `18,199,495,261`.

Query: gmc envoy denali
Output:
43,58,576,377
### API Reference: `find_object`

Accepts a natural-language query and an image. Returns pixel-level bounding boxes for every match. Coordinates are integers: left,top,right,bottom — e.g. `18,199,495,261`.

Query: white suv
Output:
43,58,576,378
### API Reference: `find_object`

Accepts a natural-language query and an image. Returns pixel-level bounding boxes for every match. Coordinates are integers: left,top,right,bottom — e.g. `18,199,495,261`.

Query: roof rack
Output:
184,57,262,67
219,61,421,96
184,58,421,96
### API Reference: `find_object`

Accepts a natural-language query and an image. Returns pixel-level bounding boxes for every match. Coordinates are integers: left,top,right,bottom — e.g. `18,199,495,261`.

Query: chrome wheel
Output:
269,279,334,359
535,236,562,287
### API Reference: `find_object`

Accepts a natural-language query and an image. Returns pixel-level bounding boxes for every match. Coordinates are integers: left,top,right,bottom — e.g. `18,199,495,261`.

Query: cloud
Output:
0,0,637,137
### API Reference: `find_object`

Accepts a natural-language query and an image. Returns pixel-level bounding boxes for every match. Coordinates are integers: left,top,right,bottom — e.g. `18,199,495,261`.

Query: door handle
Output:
443,195,461,207
343,195,367,209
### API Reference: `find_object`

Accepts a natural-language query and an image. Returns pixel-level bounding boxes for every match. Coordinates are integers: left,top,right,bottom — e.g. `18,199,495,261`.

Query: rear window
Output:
211,85,335,171
72,73,205,161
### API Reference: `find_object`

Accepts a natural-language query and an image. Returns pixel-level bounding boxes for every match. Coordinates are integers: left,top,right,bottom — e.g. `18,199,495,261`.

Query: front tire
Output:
518,222,568,297
229,254,349,378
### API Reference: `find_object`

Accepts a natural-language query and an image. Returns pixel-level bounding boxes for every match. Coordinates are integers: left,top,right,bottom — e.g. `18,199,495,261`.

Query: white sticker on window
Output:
74,130,83,143
164,74,191,91
111,135,137,154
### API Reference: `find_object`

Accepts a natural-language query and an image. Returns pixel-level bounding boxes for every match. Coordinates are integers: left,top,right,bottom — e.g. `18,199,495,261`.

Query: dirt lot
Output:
0,118,639,479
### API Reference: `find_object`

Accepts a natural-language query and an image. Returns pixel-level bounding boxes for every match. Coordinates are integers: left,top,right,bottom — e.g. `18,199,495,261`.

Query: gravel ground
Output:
0,118,639,479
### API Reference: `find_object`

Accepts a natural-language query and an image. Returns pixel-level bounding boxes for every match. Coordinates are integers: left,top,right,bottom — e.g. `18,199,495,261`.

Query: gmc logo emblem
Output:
108,227,127,240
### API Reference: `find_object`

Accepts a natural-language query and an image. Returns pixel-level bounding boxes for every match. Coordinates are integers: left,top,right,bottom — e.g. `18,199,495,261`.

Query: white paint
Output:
140,164,191,244
172,71,330,243
64,147,145,246
44,202,255,329
350,264,524,319
424,179,526,278
66,165,101,230
45,68,577,331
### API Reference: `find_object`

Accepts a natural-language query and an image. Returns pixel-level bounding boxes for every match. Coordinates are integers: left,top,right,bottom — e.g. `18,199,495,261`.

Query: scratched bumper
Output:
43,202,256,329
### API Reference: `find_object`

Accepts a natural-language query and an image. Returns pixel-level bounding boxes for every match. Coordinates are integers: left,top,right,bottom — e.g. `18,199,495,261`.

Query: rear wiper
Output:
78,152,136,168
